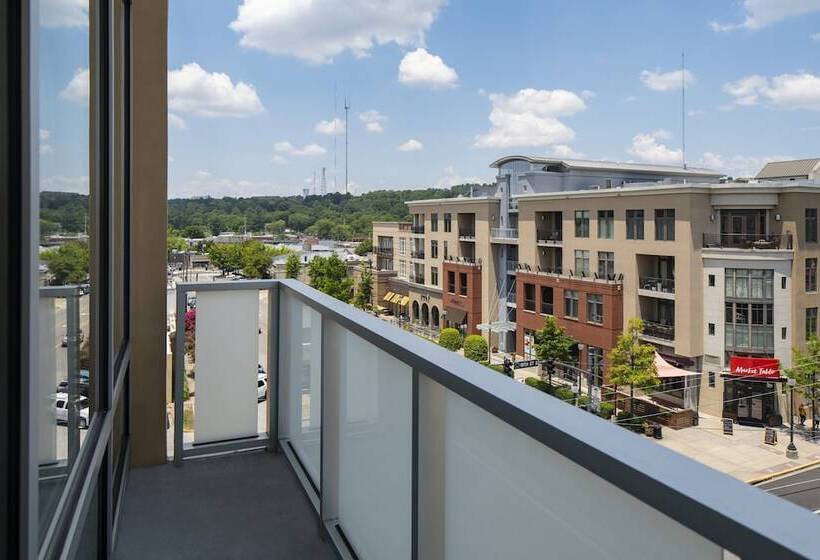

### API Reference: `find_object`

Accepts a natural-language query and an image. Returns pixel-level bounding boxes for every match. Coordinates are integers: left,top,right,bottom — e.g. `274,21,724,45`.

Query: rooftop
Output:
490,156,722,177
756,158,820,179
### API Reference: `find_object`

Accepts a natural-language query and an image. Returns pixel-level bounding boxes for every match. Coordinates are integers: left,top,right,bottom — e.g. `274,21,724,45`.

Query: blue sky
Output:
39,0,820,197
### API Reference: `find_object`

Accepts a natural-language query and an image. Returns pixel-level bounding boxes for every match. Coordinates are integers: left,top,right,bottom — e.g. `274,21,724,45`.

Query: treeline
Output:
37,183,491,241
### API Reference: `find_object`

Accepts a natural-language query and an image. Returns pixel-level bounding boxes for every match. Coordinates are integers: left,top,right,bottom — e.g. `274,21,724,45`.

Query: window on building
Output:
399,260,407,278
574,250,590,276
626,209,644,240
444,213,452,232
782,276,787,289
431,213,438,232
597,251,615,278
708,274,715,287
708,372,715,388
588,346,604,384
807,308,818,340
655,209,675,241
587,293,604,324
443,240,448,259
540,286,554,315
782,327,787,340
708,323,715,335
564,290,579,318
575,210,590,238
447,270,456,293
399,237,406,256
597,210,614,239
431,240,438,259
524,283,535,312
431,267,439,286
725,269,774,299
807,208,818,243
807,258,817,292
459,272,468,296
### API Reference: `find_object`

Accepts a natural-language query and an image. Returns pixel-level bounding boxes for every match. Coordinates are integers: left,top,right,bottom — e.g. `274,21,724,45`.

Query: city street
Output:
758,464,820,514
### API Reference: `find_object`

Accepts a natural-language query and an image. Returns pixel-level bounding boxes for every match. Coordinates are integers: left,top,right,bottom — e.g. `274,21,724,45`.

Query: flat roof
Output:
405,196,498,207
490,155,721,177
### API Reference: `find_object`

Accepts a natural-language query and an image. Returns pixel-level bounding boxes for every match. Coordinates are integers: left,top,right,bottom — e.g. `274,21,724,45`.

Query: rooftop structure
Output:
756,158,820,181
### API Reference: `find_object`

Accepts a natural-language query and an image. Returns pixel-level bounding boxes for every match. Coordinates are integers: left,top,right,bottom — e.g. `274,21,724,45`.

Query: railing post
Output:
267,282,279,453
173,287,186,467
66,290,81,466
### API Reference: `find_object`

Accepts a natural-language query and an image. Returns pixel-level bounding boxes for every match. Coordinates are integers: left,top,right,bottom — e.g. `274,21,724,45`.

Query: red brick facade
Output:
442,261,482,335
516,272,623,379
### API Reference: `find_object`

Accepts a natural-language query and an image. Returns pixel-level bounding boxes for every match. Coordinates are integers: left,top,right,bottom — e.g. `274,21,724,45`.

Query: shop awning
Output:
399,296,410,306
445,307,467,324
383,291,395,302
655,353,700,378
391,293,403,304
477,320,516,333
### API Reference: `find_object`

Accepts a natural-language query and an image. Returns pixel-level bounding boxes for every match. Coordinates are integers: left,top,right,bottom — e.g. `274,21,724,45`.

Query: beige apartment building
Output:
373,156,820,426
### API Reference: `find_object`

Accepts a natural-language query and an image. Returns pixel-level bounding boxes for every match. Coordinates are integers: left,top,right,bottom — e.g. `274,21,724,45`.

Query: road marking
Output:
764,477,820,492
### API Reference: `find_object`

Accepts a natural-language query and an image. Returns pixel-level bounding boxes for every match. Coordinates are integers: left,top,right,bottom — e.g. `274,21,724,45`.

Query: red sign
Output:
729,356,781,380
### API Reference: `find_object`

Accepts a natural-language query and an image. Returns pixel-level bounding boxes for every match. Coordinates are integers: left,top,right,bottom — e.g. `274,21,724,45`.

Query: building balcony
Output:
410,224,425,235
376,247,394,257
458,228,476,241
444,255,481,267
490,228,519,243
726,324,775,352
410,250,425,260
506,260,519,274
702,232,793,250
638,276,675,300
116,279,816,559
536,230,563,246
408,274,425,285
642,321,675,342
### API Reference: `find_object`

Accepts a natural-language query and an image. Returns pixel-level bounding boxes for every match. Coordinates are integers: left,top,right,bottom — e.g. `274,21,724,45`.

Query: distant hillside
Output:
39,183,492,240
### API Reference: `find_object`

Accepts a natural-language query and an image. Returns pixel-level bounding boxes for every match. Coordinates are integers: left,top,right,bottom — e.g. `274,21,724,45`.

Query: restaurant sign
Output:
728,356,781,380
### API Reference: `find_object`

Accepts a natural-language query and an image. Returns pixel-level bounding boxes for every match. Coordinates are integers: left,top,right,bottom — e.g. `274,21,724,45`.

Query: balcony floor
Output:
114,450,334,560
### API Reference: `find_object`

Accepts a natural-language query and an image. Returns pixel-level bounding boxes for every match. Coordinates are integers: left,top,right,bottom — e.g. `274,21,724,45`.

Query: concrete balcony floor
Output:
114,450,334,559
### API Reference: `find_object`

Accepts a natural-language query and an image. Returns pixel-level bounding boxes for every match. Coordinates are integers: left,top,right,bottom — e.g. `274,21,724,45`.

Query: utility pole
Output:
681,51,687,170
344,97,350,194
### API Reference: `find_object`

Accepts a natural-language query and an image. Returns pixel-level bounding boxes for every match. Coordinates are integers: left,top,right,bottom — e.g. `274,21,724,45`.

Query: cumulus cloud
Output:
41,0,88,28
315,118,345,135
398,48,458,89
397,139,424,151
168,63,264,118
59,68,89,103
41,175,89,194
436,165,485,188
229,0,445,64
549,144,585,159
168,113,187,130
171,175,292,198
580,90,596,100
359,110,388,132
640,69,695,92
39,129,53,155
709,0,820,32
474,88,586,148
723,72,820,110
274,141,326,156
698,152,794,178
627,130,682,165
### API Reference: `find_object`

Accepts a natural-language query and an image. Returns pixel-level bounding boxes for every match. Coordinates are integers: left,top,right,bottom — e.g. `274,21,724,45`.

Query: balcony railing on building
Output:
726,324,775,352
639,276,675,294
398,222,412,232
537,230,563,245
164,278,820,560
444,255,481,266
506,260,519,274
376,247,394,257
508,199,519,211
458,228,475,240
702,232,793,250
410,250,425,260
642,321,675,341
490,227,518,241
409,273,425,284
410,224,425,234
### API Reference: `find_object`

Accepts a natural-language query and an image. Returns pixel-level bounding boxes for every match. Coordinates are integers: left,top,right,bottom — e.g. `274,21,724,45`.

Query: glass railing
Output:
411,225,425,234
410,250,425,259
726,324,775,351
170,279,819,560
703,233,793,250
490,227,519,240
643,321,675,341
537,230,563,243
458,228,475,239
506,261,519,273
639,276,675,294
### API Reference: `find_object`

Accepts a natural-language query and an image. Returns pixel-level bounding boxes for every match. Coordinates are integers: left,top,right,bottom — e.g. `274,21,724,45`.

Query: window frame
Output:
626,209,644,240
654,209,675,241
597,209,614,239
574,210,590,238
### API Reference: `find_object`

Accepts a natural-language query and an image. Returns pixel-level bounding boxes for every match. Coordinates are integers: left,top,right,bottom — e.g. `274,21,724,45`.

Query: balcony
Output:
408,273,425,285
490,227,519,243
506,260,519,274
642,321,675,342
537,230,563,246
114,279,819,559
702,232,793,250
376,247,394,257
410,224,425,234
726,324,775,352
410,250,425,260
458,228,476,241
508,199,519,211
638,276,675,300
444,255,481,267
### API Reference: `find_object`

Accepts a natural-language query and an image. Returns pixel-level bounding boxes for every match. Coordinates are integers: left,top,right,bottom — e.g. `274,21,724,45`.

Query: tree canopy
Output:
608,318,658,410
42,241,90,285
308,254,354,303
284,253,301,279
206,240,289,278
353,268,373,309
533,315,574,364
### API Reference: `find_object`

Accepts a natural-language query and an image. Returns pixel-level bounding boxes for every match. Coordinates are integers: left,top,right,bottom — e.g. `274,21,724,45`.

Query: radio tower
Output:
320,167,327,195
344,97,350,194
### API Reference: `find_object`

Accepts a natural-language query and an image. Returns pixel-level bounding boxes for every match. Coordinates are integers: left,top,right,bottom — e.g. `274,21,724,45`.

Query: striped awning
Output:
391,293,403,304
383,291,395,302
399,296,410,306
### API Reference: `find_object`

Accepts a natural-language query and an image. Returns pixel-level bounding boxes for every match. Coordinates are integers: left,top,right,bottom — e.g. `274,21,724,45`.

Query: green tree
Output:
464,334,489,363
438,328,463,351
355,239,373,256
42,241,90,285
240,240,273,279
167,231,187,256
353,268,373,309
285,253,301,279
533,315,574,364
308,254,354,303
265,219,286,235
608,318,658,413
182,224,209,239
206,242,242,276
789,336,820,430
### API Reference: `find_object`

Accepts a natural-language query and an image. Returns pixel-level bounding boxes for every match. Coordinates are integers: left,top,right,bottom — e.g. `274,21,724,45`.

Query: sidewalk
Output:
656,414,820,482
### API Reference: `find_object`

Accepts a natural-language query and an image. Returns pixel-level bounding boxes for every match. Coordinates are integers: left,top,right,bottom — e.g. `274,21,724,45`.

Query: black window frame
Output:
597,209,614,239
447,270,456,294
626,209,644,240
806,208,817,243
523,283,535,312
806,258,817,292
655,209,675,241
574,210,590,238
459,272,467,296
444,213,452,233
564,289,579,318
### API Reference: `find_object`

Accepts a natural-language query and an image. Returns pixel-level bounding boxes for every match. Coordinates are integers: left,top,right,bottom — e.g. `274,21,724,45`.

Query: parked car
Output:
54,392,90,429
257,373,267,402
61,328,85,347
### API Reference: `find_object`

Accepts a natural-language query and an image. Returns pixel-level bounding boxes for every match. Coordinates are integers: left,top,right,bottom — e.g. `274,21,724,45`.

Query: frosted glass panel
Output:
194,289,259,444
331,320,412,560
420,377,722,560
280,292,322,487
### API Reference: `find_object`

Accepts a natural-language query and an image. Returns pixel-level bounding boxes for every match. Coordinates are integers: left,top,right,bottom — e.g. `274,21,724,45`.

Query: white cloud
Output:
168,63,264,118
398,48,458,89
59,68,89,103
474,88,586,148
640,69,695,92
196,170,212,178
723,72,820,110
41,175,89,194
39,129,53,154
230,0,445,64
687,109,705,117
315,118,345,135
272,154,288,165
698,152,793,177
41,0,88,28
397,139,424,152
580,90,596,100
627,130,682,165
436,165,485,188
171,175,292,198
359,110,387,132
168,113,187,130
549,144,585,159
624,95,637,102
709,0,820,32
274,141,326,156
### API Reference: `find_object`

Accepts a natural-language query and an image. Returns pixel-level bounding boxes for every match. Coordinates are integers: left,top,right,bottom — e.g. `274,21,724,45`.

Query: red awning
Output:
728,356,780,380
654,353,700,378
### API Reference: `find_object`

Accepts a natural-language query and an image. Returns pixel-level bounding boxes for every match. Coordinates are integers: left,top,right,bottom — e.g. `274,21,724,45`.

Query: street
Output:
758,464,820,514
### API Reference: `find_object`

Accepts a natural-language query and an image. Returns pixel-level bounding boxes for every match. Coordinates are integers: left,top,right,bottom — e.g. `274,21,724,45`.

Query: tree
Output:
265,219,286,235
464,334,489,363
167,232,187,256
789,336,820,434
533,315,575,388
42,241,90,285
182,224,209,239
353,268,373,309
206,242,242,276
240,240,273,279
285,253,301,279
438,328,462,351
308,254,354,303
607,318,658,414
355,238,373,256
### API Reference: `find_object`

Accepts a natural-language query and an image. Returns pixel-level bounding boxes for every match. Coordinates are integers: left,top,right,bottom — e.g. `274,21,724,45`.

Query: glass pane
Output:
36,0,93,542
280,291,322,487
74,479,99,559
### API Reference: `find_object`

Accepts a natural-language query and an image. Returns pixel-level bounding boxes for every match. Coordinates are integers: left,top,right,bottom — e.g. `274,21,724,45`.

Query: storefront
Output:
722,356,783,427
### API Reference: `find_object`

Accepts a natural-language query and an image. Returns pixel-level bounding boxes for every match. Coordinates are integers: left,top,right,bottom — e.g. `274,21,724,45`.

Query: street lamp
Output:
787,377,799,459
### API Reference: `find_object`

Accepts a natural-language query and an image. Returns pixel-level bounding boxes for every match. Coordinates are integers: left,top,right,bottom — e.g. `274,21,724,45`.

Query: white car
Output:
54,392,90,429
257,373,268,402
